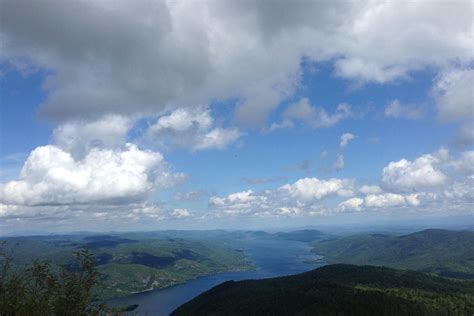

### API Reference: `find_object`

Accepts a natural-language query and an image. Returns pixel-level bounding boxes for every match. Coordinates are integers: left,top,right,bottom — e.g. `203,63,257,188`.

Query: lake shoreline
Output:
106,238,323,315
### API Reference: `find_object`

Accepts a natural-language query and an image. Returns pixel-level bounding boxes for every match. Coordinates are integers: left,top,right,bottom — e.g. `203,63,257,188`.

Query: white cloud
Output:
451,150,474,174
433,68,474,121
279,177,354,202
444,178,474,200
53,115,132,159
194,128,242,151
147,106,241,151
382,154,446,190
333,2,473,83
364,193,407,208
3,1,469,124
373,149,473,209
331,133,356,172
209,190,269,215
340,133,356,148
384,100,423,120
210,177,354,217
151,107,212,132
339,192,420,211
126,204,165,220
339,197,364,211
0,144,184,206
359,185,382,195
2,1,474,228
208,148,474,218
0,201,195,234
339,193,415,211
405,194,421,206
209,190,268,216
170,208,191,218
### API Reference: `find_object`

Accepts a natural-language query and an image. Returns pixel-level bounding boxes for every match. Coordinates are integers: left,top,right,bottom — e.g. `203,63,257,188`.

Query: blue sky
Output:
0,0,472,234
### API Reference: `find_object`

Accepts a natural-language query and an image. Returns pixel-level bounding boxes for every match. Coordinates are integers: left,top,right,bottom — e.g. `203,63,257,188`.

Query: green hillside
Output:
172,264,474,316
1,234,253,299
311,229,474,279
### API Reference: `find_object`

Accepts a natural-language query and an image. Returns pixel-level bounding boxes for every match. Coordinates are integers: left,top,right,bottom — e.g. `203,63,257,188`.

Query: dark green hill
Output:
172,264,474,316
311,229,474,279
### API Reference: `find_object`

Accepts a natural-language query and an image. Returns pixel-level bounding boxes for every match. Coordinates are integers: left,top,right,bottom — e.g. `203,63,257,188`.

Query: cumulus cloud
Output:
210,190,258,206
210,177,354,217
53,115,132,159
384,100,424,120
210,149,473,218
147,106,241,151
2,0,474,228
0,144,185,206
339,193,420,210
3,0,470,125
433,68,474,121
405,194,421,206
332,2,472,83
364,193,409,208
170,208,191,219
209,190,268,216
372,149,473,210
451,150,474,174
382,154,446,190
208,149,474,218
443,178,474,200
359,185,382,195
339,197,364,211
280,177,354,202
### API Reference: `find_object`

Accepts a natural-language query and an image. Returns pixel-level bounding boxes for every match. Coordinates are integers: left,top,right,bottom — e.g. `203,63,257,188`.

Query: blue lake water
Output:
106,238,323,315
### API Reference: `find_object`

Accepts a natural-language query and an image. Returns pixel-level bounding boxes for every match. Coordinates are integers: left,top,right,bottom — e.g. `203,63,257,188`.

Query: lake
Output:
106,238,323,315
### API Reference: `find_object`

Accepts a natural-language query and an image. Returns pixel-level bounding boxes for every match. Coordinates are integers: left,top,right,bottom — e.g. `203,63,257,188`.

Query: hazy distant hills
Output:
172,264,474,316
312,229,474,279
274,229,325,242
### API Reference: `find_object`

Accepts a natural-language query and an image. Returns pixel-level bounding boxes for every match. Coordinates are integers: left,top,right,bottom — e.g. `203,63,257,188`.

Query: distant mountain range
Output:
311,229,474,279
172,264,474,315
274,229,325,242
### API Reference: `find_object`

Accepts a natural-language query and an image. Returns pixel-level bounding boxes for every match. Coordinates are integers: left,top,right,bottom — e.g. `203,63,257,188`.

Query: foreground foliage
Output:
0,246,104,316
172,264,474,316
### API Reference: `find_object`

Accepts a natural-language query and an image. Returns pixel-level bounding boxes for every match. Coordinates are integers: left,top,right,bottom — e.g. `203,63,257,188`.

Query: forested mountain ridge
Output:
311,229,474,279
172,264,474,316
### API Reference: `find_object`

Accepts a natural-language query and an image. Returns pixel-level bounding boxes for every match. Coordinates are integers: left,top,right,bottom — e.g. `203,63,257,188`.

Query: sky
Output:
0,0,473,234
